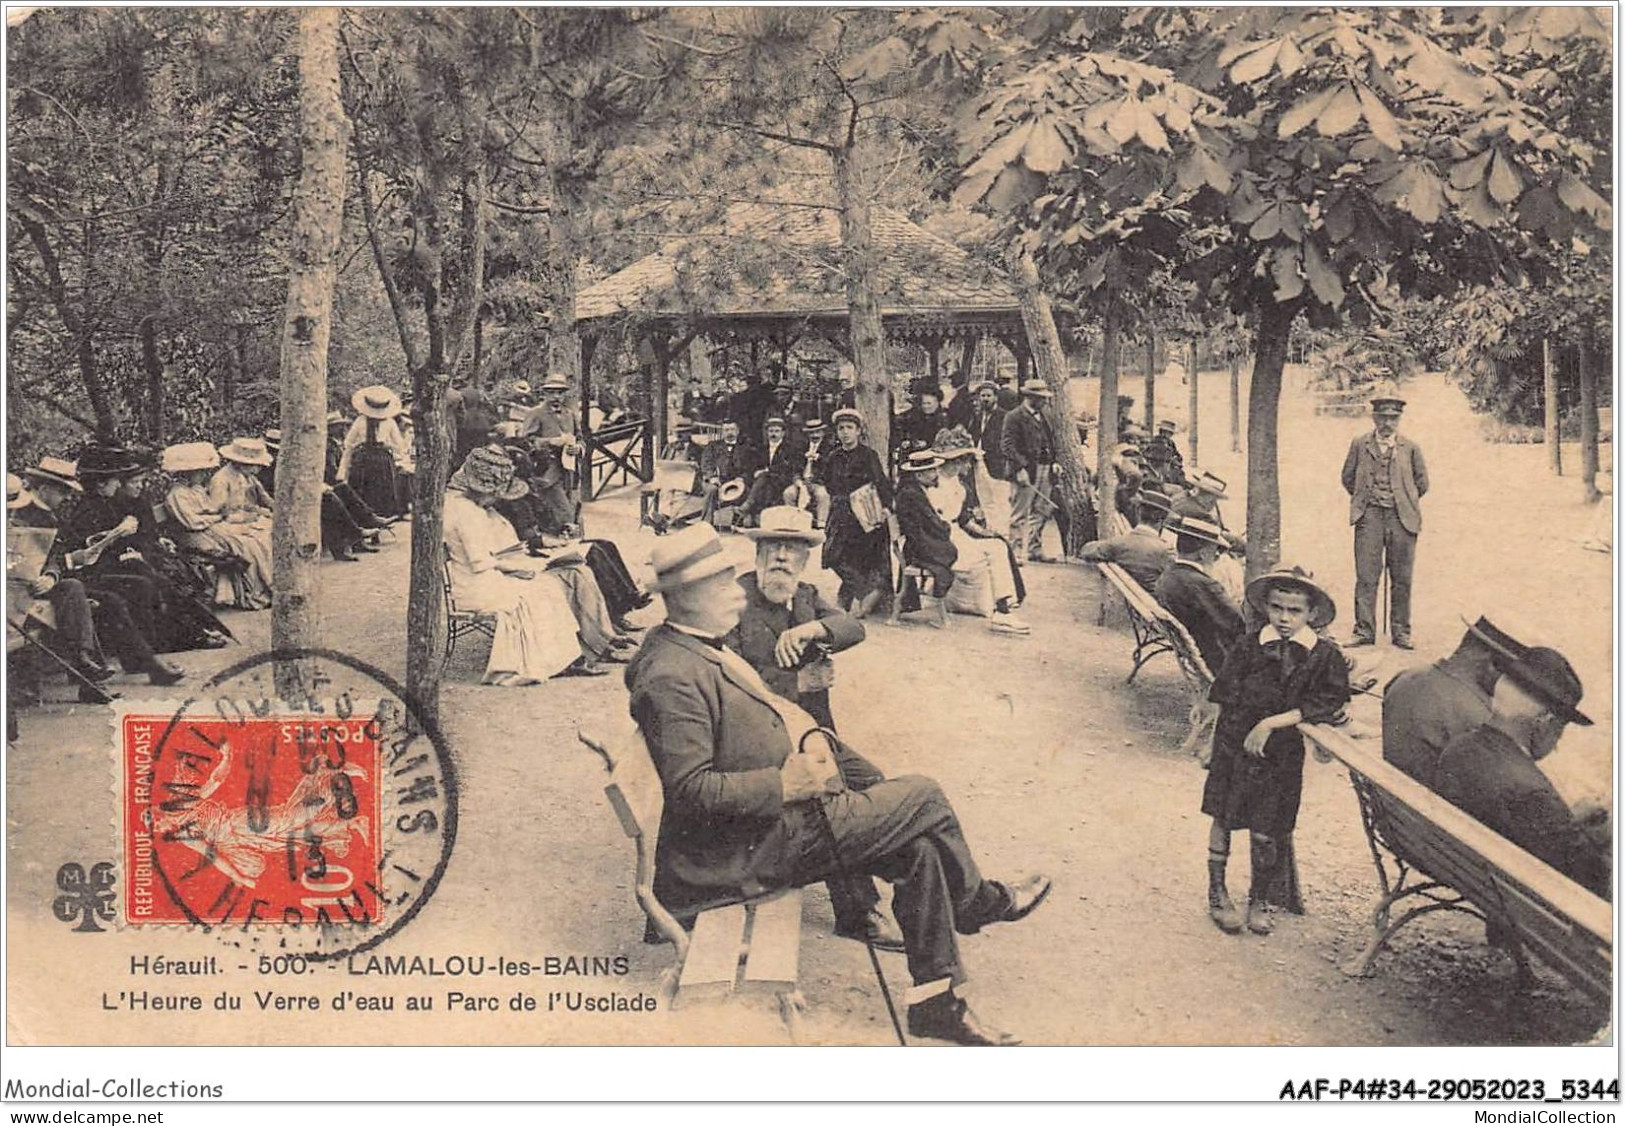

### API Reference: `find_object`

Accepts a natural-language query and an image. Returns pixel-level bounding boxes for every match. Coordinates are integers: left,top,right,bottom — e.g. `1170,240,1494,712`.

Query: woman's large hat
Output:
900,450,944,473
160,442,221,474
219,437,274,467
1245,564,1337,629
448,445,529,501
648,522,738,593
352,384,403,419
743,505,825,546
931,425,979,461
1500,646,1592,727
21,456,83,493
76,445,144,480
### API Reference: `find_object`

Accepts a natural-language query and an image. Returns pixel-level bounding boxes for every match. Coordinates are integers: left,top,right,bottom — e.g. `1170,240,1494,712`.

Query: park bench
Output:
1298,722,1612,1007
1094,561,1215,756
441,544,497,661
577,721,808,1040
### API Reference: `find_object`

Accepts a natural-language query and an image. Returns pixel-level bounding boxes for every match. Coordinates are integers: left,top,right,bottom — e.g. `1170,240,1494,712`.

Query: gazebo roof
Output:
576,203,1021,333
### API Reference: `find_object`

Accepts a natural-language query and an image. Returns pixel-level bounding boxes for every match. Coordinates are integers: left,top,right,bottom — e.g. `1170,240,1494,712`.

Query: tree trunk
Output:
272,7,348,699
1578,336,1600,502
833,145,889,453
1187,339,1200,469
1143,329,1157,431
1011,248,1090,550
1544,336,1562,475
1246,303,1295,581
1229,346,1242,453
139,315,166,442
956,337,977,387
1098,302,1122,529
542,105,582,390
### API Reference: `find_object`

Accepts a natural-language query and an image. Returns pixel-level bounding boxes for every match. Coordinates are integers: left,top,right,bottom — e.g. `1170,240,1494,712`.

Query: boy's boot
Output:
1247,835,1278,935
1207,848,1243,934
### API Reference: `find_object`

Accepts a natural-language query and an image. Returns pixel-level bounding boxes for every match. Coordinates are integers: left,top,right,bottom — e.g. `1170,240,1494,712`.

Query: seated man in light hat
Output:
893,451,957,629
1080,487,1175,592
629,522,1054,1044
724,505,904,952
1433,646,1609,899
1382,615,1528,787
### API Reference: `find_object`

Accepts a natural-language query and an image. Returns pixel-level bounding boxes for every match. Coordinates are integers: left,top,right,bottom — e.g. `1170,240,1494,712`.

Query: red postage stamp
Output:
121,711,384,930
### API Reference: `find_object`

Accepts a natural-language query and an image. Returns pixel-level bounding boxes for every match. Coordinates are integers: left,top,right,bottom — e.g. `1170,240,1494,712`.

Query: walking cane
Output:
797,727,909,1046
1379,567,1390,644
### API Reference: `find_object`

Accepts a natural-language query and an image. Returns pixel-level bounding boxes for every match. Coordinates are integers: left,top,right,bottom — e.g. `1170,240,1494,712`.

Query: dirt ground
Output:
4,369,1610,1047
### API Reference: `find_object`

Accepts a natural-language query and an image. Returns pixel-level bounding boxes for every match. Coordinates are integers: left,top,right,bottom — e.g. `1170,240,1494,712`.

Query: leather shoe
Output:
1344,634,1376,648
834,907,906,953
994,874,1053,924
1392,636,1414,651
74,659,115,684
906,991,1021,1046
146,660,185,687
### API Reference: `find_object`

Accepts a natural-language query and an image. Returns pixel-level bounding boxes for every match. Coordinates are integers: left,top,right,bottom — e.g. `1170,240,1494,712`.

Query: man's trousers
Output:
780,773,1006,989
1353,506,1417,642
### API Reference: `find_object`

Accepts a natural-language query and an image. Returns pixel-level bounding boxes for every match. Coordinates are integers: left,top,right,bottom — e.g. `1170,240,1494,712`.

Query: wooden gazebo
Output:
573,202,1029,493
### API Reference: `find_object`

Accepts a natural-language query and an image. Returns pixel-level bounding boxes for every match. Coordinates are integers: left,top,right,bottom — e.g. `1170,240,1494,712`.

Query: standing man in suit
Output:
725,505,904,951
962,381,1008,481
1000,380,1059,564
1341,386,1429,649
628,523,1053,1045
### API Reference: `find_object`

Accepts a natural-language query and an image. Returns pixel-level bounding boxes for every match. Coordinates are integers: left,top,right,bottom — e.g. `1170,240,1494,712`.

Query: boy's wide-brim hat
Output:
1168,513,1226,547
1246,564,1337,629
22,456,83,492
160,441,221,474
743,505,825,546
219,437,274,467
1019,380,1054,399
1501,645,1592,726
353,384,403,419
8,473,35,510
448,445,529,501
649,522,738,593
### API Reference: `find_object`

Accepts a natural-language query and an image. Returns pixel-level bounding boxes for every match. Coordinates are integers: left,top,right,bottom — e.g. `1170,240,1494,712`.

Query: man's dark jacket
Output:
894,477,958,571
999,404,1054,479
725,572,865,713
1154,560,1244,674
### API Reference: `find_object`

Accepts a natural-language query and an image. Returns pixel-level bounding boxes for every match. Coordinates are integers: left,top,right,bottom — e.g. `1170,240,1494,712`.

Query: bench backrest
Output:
1301,722,1612,1003
578,720,689,956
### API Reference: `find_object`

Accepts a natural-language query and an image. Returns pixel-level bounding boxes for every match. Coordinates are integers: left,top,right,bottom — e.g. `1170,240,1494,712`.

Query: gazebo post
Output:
649,328,672,476
926,335,943,387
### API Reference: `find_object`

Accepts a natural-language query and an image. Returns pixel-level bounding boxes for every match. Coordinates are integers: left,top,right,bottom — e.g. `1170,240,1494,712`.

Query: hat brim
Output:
220,450,274,467
1193,483,1229,500
352,386,403,418
1021,388,1054,399
8,488,36,510
649,550,737,593
934,446,978,460
742,526,825,546
1245,573,1337,630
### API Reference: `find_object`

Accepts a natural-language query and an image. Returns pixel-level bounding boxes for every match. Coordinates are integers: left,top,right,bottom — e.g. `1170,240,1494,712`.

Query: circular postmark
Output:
125,648,457,961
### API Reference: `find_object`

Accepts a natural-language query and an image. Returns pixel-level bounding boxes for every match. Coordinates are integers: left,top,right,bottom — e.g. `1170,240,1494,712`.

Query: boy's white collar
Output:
1259,624,1320,651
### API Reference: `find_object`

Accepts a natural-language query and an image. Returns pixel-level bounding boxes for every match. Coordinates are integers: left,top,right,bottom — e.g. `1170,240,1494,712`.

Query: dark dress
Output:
818,441,892,603
1201,633,1351,836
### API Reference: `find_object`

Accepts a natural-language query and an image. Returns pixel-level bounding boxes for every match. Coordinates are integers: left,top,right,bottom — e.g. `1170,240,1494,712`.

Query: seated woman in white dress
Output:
927,428,1029,634
442,446,621,684
161,441,273,609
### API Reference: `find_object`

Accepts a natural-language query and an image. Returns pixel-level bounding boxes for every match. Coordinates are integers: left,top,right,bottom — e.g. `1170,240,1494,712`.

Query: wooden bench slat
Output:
742,891,803,987
679,904,747,994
